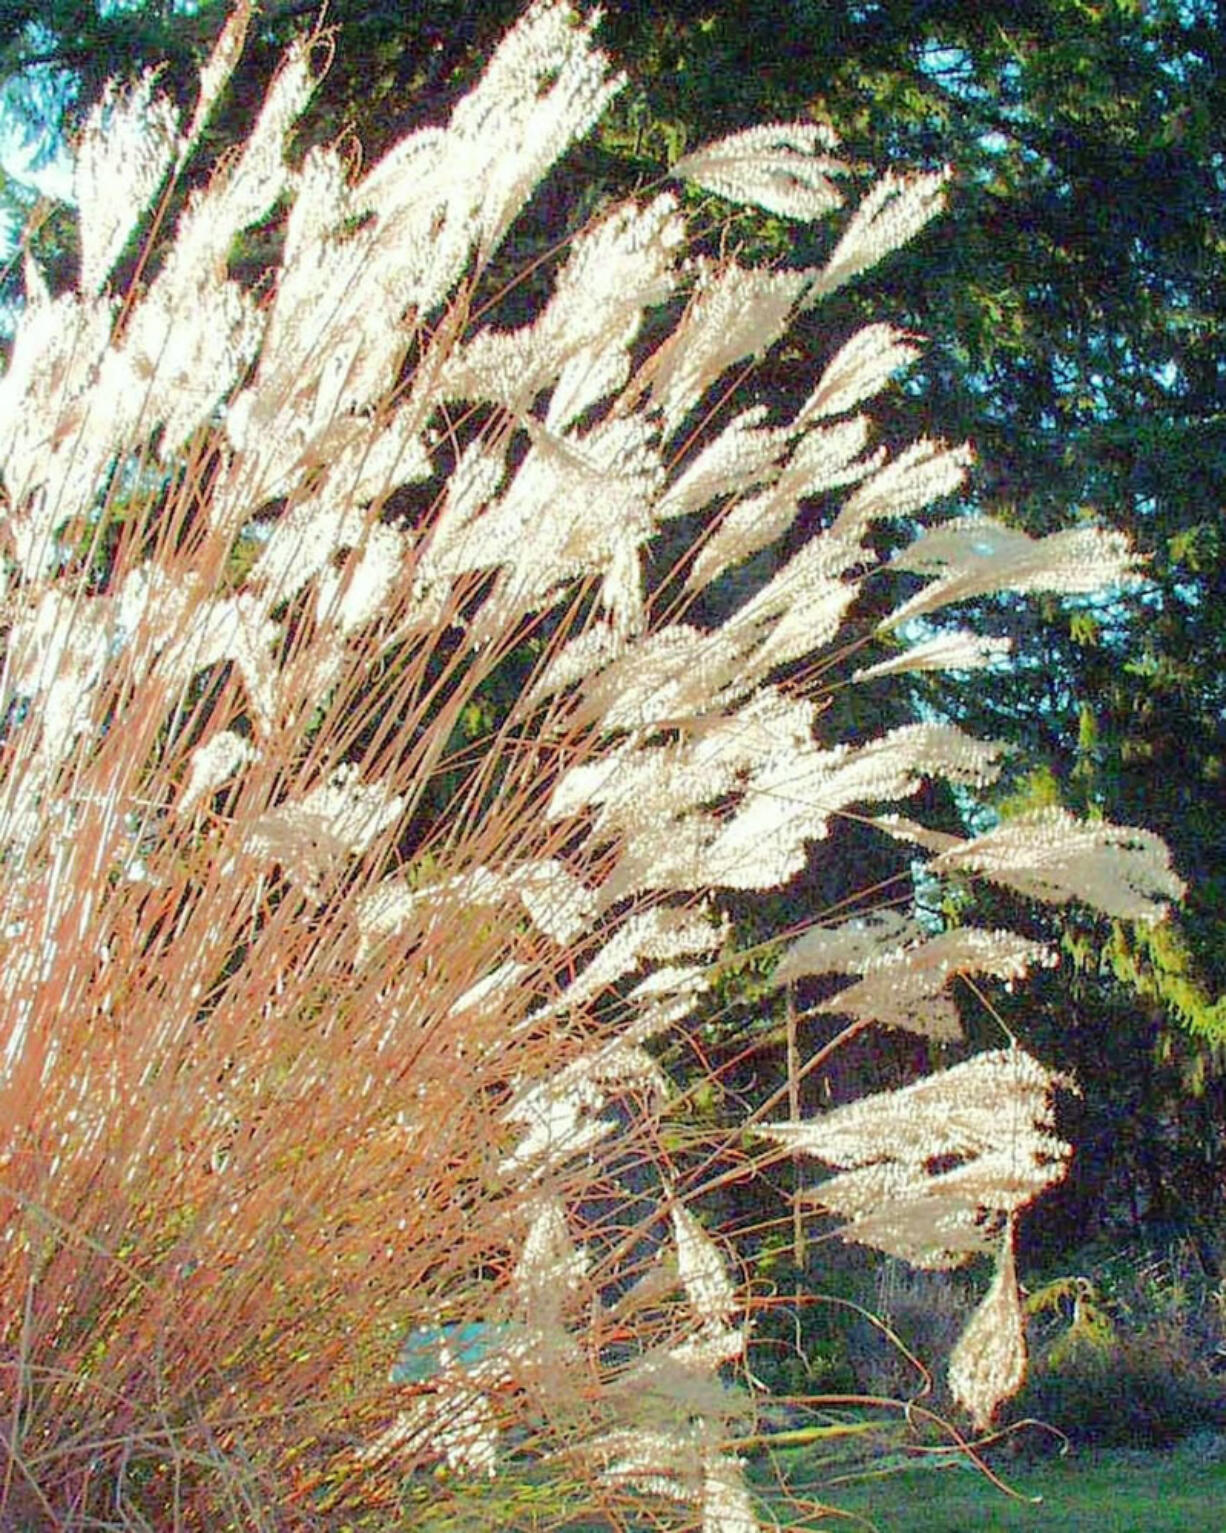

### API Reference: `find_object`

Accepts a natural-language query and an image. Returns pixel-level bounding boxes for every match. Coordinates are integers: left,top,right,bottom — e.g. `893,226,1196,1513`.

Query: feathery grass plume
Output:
0,2,1182,1525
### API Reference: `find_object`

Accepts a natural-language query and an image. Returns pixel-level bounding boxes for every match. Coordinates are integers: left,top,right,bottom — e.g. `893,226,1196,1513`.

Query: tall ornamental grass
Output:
0,2,1182,1526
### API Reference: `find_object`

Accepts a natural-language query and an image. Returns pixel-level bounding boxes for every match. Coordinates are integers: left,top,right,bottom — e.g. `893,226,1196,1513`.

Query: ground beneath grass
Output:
769,1440,1226,1531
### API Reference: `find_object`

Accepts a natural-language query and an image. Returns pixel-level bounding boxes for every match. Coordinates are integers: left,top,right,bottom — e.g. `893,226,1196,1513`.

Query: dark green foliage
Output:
1015,1240,1226,1448
746,1243,870,1401
1016,1337,1226,1449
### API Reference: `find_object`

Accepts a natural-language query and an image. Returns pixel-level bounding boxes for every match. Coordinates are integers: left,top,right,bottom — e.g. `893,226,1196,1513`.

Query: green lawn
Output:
773,1447,1226,1531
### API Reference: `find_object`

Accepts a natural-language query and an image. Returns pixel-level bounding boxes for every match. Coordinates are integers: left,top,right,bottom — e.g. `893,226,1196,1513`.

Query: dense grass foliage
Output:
0,4,1184,1526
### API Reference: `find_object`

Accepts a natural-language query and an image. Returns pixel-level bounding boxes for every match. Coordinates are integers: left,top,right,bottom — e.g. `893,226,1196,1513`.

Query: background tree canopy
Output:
4,0,1223,1262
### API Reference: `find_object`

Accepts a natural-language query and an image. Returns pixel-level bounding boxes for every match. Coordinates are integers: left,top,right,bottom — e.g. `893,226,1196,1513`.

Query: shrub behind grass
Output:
1015,1334,1226,1450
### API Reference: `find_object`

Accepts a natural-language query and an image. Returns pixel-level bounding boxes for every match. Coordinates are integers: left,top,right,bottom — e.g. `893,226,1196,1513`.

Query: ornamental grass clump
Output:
0,2,1183,1527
